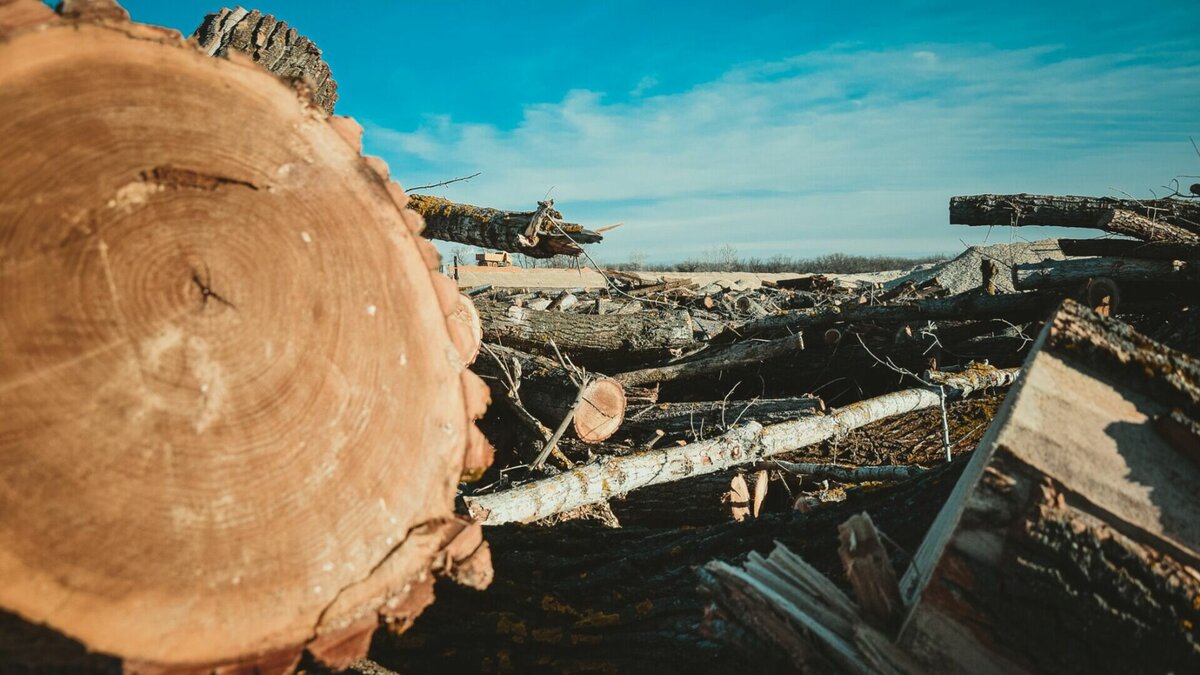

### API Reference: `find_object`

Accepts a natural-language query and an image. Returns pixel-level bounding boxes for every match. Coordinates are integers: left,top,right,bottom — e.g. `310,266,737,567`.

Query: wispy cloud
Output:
366,43,1200,260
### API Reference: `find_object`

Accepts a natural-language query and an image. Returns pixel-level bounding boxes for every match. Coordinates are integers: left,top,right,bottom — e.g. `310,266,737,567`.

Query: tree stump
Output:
0,3,492,671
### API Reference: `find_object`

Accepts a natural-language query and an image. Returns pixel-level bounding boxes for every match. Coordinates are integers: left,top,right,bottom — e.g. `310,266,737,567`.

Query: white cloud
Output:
912,50,938,65
630,75,658,97
366,44,1200,261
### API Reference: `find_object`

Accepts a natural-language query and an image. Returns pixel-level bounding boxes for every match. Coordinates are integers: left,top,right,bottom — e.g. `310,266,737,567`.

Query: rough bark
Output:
727,290,1063,339
1012,257,1195,291
950,194,1200,237
620,395,824,440
362,461,970,675
0,4,491,670
1057,237,1200,260
614,333,805,387
464,368,1019,525
897,300,1200,673
474,298,695,367
192,7,338,114
474,344,626,443
407,194,602,258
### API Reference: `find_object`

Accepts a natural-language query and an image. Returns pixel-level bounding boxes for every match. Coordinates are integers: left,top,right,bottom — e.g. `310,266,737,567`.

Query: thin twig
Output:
531,375,590,471
407,171,482,192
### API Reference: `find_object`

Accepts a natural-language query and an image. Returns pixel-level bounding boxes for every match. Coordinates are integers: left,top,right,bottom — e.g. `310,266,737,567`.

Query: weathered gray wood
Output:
950,194,1200,236
474,299,694,366
1012,257,1194,291
614,334,805,387
408,195,601,259
838,513,905,635
192,8,338,114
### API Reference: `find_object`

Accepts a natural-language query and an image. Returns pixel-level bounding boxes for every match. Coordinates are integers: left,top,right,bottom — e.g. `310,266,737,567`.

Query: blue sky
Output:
102,2,1199,261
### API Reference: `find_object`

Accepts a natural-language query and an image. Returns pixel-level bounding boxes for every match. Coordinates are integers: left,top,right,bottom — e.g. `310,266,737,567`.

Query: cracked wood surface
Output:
0,3,493,670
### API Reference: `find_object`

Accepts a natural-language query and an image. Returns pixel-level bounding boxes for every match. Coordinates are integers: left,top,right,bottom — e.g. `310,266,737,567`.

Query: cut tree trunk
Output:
0,4,492,671
950,194,1200,237
474,298,695,367
192,7,338,114
1012,257,1195,291
474,344,626,443
407,194,602,258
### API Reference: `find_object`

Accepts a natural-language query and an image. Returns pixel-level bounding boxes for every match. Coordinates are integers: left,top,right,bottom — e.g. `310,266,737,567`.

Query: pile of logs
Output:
3,2,1200,673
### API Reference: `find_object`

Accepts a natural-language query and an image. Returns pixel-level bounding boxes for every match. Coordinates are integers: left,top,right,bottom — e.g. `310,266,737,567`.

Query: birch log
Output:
465,368,1020,525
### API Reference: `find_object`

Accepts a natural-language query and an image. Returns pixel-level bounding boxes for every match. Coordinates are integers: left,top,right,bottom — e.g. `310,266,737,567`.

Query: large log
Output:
950,194,1200,237
192,7,338,114
474,298,695,367
473,344,626,443
407,194,602,258
465,367,1019,525
0,3,493,671
1012,257,1195,291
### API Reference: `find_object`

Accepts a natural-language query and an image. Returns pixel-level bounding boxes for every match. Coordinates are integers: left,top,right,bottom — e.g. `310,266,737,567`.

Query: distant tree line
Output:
604,245,948,274
453,244,948,274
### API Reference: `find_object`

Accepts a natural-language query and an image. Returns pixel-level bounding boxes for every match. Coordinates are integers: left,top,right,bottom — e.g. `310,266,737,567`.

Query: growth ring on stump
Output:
0,5,490,671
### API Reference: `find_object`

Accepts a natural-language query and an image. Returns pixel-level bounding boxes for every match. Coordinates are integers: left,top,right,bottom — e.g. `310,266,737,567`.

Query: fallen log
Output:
767,462,928,483
612,394,1004,528
726,290,1061,339
613,333,805,387
950,194,1200,236
620,395,824,439
407,194,602,258
474,344,626,443
474,298,694,366
465,367,1019,525
193,7,338,113
0,3,492,670
1058,237,1200,260
1012,257,1195,291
